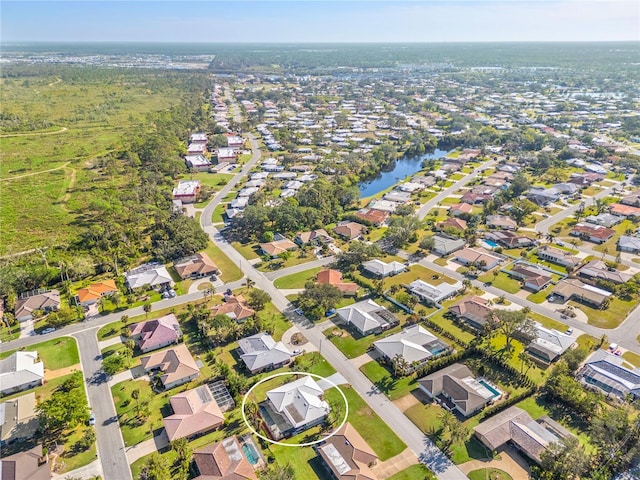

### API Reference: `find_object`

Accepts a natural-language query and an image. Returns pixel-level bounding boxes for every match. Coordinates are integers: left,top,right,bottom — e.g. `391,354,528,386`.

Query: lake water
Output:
358,148,451,198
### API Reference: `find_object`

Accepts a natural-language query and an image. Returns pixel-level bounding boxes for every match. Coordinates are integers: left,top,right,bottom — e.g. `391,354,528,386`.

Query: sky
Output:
1,1,638,43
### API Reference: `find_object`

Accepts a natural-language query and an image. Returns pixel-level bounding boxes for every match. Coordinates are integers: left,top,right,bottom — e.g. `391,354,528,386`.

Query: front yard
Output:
478,271,522,294
273,267,323,289
570,296,636,329
359,360,418,400
0,336,79,370
387,465,437,480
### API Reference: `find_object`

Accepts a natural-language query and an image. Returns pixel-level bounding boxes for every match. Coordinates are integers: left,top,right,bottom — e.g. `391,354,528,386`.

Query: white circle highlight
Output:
241,371,349,447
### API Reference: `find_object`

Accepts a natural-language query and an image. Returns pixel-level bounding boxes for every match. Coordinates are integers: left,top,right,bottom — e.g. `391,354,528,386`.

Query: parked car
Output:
89,413,95,426
565,327,573,335
168,289,177,298
41,327,55,335
292,349,303,356
210,274,218,281
294,308,304,316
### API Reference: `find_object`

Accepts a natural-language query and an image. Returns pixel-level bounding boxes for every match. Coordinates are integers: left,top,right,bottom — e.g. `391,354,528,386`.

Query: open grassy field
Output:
273,267,323,289
0,71,190,255
387,465,437,480
0,336,79,370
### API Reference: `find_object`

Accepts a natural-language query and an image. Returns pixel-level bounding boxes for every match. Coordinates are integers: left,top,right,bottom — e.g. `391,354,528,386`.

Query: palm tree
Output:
131,388,141,415
143,302,151,319
245,278,255,290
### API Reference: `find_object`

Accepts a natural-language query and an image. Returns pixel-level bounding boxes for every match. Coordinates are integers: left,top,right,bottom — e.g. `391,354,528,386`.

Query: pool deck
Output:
240,434,266,470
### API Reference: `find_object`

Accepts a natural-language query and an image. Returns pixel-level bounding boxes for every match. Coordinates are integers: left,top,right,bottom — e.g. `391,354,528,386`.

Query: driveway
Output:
458,446,530,480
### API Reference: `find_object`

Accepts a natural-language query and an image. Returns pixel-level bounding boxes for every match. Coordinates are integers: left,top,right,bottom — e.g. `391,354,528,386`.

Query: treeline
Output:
0,70,213,297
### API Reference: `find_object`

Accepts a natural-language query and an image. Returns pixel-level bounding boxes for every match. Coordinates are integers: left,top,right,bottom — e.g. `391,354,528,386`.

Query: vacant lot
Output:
0,336,79,370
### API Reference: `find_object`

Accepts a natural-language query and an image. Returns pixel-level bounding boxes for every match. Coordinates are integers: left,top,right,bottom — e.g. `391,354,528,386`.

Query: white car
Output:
41,327,55,335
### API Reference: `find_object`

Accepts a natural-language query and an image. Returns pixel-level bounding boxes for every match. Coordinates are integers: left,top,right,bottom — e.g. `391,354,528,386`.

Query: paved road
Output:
417,160,496,220
73,329,132,480
263,255,336,281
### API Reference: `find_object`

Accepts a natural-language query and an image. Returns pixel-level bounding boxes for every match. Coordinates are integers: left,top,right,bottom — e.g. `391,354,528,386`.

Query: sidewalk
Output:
98,335,122,350
52,458,103,480
126,430,169,464
350,350,380,368
372,448,420,479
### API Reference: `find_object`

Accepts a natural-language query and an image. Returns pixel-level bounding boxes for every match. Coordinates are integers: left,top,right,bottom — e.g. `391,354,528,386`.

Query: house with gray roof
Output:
418,363,501,417
125,263,173,291
1,392,38,446
618,235,640,254
336,299,398,336
585,213,623,228
579,350,640,401
576,260,632,287
373,325,448,374
361,259,407,278
526,323,575,363
238,332,292,374
0,352,44,396
527,187,560,206
14,290,60,322
432,235,466,256
407,279,463,306
0,444,50,480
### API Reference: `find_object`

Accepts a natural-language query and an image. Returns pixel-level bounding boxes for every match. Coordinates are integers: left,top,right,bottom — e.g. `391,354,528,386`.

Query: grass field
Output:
0,71,188,255
204,241,243,282
478,271,522,294
622,351,640,368
570,297,636,329
0,336,79,370
273,267,323,289
387,465,437,480
359,361,418,400
468,469,513,480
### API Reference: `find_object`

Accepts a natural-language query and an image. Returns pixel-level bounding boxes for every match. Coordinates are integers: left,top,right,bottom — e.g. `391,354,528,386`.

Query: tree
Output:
171,437,193,473
298,283,342,318
536,436,590,480
247,289,271,312
384,214,421,248
102,355,124,376
260,464,295,480
139,452,171,480
510,198,537,226
143,302,152,319
437,410,468,456
151,213,209,263
132,388,141,415
337,241,381,271
392,353,410,377
486,309,536,352
518,351,535,375
419,235,435,251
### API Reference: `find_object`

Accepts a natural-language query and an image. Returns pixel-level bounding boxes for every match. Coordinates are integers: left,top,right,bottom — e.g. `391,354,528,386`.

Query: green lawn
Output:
478,271,522,294
204,241,243,282
570,297,636,329
359,361,418,400
468,468,513,480
274,267,323,289
386,464,437,480
0,336,79,370
231,241,260,260
325,385,406,461
324,321,407,359
0,324,20,342
269,443,333,480
384,265,458,290
527,312,567,332
622,351,640,368
426,299,478,345
526,285,555,304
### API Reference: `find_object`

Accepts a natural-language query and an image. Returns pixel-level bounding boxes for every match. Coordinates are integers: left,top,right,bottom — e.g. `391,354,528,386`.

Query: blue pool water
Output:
429,345,448,356
479,379,501,397
242,443,260,465
483,240,499,248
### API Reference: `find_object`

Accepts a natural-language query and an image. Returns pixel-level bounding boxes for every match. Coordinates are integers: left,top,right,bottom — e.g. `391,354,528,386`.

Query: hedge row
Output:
477,386,538,421
421,316,470,349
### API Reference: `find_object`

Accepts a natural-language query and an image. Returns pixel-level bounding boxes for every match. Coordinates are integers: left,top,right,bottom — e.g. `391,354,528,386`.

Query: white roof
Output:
267,376,330,428
361,259,406,276
373,325,439,364
336,299,385,334
408,279,462,303
184,155,210,167
0,351,44,392
529,323,575,357
238,332,291,372
126,264,173,289
172,180,200,196
217,148,236,158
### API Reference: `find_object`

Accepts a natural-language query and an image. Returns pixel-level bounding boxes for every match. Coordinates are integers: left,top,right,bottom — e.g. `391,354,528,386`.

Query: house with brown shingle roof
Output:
507,263,552,292
334,221,366,240
569,223,615,244
317,269,359,296
211,295,255,322
174,253,219,279
316,422,378,480
193,437,257,480
610,203,640,217
537,246,582,269
14,290,60,322
163,385,224,441
140,344,200,390
453,247,501,270
294,229,334,246
486,215,518,231
448,296,493,329
75,280,118,306
130,314,183,353
438,217,467,232
448,203,473,217
355,208,389,226
259,239,298,258
0,444,50,480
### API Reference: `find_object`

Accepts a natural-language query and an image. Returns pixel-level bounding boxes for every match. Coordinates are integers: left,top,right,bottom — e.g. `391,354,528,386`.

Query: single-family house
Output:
355,208,389,226
448,203,473,217
211,295,255,322
486,215,518,231
485,231,534,249
189,133,208,144
163,385,224,441
570,223,616,244
585,213,623,228
172,180,201,204
216,148,237,163
526,323,575,363
125,263,174,290
438,217,467,233
373,325,449,374
259,239,298,258
474,406,572,464
553,182,579,195
576,260,632,286
192,437,258,480
336,299,398,336
432,235,466,256
238,332,291,374
621,191,640,207
334,221,366,240
0,444,50,480
261,377,330,440
317,270,359,296
609,203,640,218
130,314,183,353
578,350,640,401
454,248,501,270
361,259,407,278
527,188,560,206
407,279,463,306
184,155,211,172
551,279,611,308
448,296,493,329
383,190,411,204
187,143,207,155
174,252,219,279
618,235,640,254
140,344,200,390
14,290,61,322
226,135,244,150
368,199,399,213
507,263,552,291
316,422,378,480
75,280,118,306
418,363,501,417
0,393,39,446
0,352,44,396
537,246,582,269
294,229,334,246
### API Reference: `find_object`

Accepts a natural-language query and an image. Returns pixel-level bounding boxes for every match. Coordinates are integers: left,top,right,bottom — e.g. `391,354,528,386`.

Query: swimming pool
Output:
483,240,499,248
242,442,260,465
479,379,501,397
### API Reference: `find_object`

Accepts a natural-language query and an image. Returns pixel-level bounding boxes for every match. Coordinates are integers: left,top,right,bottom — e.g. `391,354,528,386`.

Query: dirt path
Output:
1,161,70,182
59,166,77,212
0,126,68,138
45,364,81,381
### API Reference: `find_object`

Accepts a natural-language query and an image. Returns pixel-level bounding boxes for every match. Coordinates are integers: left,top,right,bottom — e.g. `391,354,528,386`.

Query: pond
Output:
358,148,451,198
